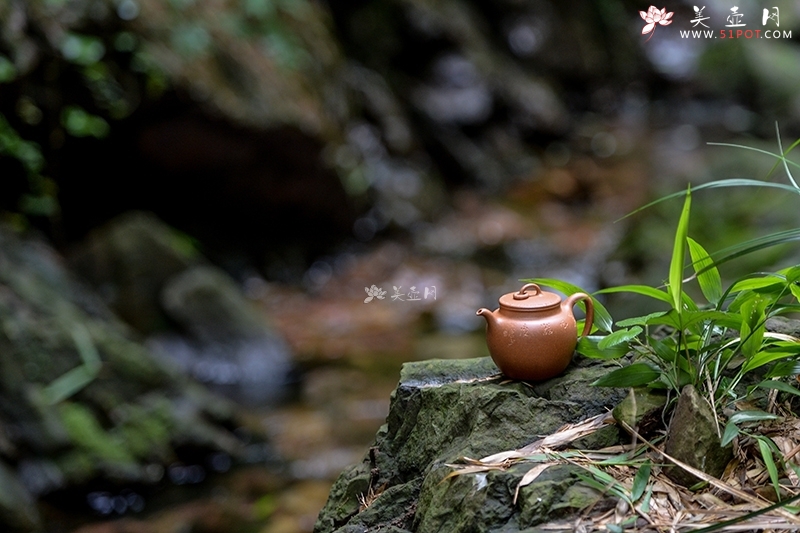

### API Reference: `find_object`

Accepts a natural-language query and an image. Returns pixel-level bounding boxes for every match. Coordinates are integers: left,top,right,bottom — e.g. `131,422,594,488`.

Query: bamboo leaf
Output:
721,421,739,447
729,275,786,293
617,311,669,328
756,436,782,501
595,285,672,304
576,336,629,359
631,461,651,502
513,464,552,504
742,350,800,373
598,327,642,350
707,228,800,271
687,237,722,305
728,410,780,425
755,379,800,397
791,284,800,302
740,296,768,359
617,178,800,222
592,363,660,388
669,188,691,314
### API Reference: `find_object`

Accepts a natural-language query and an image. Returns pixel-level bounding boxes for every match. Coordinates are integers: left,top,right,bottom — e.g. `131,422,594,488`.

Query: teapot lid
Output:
498,283,561,310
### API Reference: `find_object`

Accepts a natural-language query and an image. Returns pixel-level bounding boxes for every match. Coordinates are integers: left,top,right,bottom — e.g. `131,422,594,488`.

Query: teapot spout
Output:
476,308,497,330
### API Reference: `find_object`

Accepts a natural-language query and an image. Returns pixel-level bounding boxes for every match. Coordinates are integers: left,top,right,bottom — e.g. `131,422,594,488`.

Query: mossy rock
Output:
315,357,625,533
0,226,273,529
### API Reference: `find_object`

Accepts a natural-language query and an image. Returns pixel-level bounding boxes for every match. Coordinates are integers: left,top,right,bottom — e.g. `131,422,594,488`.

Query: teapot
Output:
476,283,594,381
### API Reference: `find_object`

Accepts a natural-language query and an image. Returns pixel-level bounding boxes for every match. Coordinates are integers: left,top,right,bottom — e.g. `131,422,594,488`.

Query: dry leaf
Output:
513,463,552,504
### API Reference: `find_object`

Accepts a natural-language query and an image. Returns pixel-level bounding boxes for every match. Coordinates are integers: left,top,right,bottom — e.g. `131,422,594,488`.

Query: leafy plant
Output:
528,125,800,489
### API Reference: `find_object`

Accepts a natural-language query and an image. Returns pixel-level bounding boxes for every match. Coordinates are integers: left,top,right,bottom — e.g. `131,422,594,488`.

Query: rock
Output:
0,225,277,528
154,265,292,405
315,357,625,533
664,385,732,487
69,211,199,334
612,387,668,438
0,460,41,533
71,213,292,404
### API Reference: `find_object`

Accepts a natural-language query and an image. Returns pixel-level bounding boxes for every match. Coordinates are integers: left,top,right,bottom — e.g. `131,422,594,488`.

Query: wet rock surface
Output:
314,357,625,533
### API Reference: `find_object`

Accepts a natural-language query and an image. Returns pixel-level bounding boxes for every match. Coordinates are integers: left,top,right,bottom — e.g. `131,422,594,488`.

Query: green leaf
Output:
687,237,722,305
669,188,692,314
617,178,800,222
756,436,782,501
598,327,642,350
576,336,629,359
721,422,739,447
617,311,670,328
790,284,800,302
595,285,672,304
592,363,660,388
742,350,800,374
740,296,768,359
728,410,780,425
709,229,800,272
681,310,741,331
523,278,613,332
631,461,651,502
755,380,800,397
729,275,786,294
766,360,800,378
782,266,800,283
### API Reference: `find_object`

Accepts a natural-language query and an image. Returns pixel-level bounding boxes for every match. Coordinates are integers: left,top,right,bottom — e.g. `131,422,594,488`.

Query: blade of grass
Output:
774,121,800,189
617,179,800,221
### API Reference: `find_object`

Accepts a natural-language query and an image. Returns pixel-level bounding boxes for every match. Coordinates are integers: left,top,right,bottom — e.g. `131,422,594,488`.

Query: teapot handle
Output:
564,293,594,338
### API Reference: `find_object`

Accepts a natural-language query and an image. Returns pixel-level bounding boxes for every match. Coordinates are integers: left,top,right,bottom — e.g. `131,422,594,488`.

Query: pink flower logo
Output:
640,6,674,41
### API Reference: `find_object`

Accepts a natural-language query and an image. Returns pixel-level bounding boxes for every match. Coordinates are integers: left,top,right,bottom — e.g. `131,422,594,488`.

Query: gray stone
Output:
0,225,273,519
161,265,274,342
664,385,732,487
156,265,292,404
612,387,668,438
315,357,624,533
69,211,198,333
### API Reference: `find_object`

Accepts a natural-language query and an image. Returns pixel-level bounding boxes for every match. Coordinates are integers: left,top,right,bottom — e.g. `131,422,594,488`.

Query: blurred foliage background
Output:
4,0,800,532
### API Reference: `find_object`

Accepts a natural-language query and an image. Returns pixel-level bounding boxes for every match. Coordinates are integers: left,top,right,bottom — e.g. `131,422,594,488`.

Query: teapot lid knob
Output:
498,283,561,310
513,283,541,300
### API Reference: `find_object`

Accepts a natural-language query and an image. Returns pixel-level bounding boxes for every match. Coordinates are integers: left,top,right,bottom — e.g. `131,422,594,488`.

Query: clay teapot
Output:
476,283,594,381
